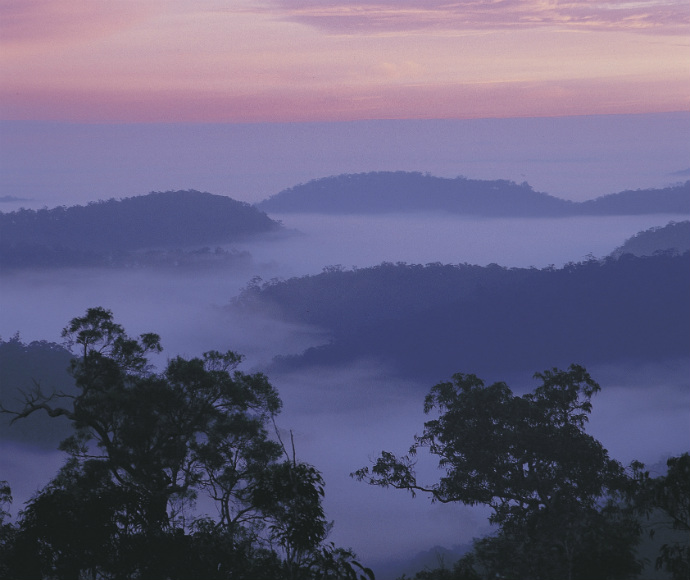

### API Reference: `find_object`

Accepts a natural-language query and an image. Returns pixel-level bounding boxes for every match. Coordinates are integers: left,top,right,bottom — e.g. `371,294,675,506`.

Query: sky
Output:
1,113,689,208
1,0,689,123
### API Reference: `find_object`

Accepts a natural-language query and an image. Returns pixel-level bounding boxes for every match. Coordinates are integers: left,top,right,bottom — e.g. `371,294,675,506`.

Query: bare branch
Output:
1,380,75,424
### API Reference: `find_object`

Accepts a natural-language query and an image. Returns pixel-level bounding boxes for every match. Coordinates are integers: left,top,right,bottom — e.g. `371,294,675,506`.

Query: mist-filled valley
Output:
2,172,689,577
0,153,688,580
1,0,689,564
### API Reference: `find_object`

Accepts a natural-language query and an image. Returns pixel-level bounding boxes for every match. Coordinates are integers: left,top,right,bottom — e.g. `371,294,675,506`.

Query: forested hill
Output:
0,190,281,269
255,172,690,216
610,220,690,258
1,190,280,250
232,252,690,382
0,336,75,448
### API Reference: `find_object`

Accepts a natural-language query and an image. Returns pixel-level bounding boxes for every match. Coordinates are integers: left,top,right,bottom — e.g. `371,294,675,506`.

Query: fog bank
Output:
2,113,689,210
1,210,688,570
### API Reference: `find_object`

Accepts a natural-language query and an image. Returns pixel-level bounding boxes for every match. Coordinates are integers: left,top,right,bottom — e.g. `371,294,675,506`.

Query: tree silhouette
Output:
1,307,372,580
354,365,641,579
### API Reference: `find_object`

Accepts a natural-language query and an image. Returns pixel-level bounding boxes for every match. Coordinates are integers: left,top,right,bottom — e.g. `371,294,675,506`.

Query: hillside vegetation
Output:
611,220,690,258
233,252,690,381
0,190,281,269
0,337,75,448
256,172,690,216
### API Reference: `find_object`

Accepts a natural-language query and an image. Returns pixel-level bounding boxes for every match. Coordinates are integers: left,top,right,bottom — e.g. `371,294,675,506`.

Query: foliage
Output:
0,335,76,447
256,170,689,216
610,220,690,258
460,501,642,580
355,365,641,580
0,482,10,525
234,252,690,380
0,190,278,269
0,481,15,579
632,453,690,580
1,307,372,580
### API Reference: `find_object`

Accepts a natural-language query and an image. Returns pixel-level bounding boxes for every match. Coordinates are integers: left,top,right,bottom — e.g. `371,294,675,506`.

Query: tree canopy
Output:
235,252,690,381
0,307,372,580
631,453,690,580
354,365,643,580
255,171,689,216
0,190,279,270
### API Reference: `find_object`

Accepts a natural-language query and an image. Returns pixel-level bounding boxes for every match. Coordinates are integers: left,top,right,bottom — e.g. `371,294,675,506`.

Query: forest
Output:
256,172,690,216
2,179,688,270
1,174,688,579
610,221,690,258
0,191,280,270
233,251,690,382
0,309,688,580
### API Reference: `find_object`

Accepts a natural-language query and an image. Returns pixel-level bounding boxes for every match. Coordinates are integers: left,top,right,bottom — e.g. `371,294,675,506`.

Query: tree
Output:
653,454,690,579
2,307,372,580
354,365,640,580
0,481,15,579
632,453,690,580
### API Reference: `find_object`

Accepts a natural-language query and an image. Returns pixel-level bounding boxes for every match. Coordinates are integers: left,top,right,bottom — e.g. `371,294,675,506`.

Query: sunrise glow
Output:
1,0,689,122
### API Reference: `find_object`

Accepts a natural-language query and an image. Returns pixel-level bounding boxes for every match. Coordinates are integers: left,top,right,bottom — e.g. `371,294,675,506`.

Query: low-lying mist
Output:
1,211,688,573
245,213,686,274
274,360,689,566
3,212,683,350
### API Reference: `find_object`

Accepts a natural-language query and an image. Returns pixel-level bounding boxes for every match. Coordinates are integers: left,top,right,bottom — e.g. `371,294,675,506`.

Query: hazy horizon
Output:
2,113,689,213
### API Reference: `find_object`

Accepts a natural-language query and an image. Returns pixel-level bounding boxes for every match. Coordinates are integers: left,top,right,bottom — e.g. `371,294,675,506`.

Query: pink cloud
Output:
1,75,687,123
0,0,157,46
267,0,690,35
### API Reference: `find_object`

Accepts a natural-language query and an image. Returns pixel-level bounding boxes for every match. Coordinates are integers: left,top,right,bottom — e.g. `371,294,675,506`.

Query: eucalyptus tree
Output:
354,365,640,580
2,307,372,580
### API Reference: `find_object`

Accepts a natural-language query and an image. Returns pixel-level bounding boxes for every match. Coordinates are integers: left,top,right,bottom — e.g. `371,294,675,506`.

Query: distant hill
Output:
256,172,573,216
610,221,690,258
0,190,281,269
578,185,690,215
373,544,473,580
256,172,689,216
232,253,690,382
0,336,76,449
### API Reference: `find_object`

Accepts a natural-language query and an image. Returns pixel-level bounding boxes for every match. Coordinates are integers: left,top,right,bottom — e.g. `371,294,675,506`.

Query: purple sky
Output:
1,113,689,210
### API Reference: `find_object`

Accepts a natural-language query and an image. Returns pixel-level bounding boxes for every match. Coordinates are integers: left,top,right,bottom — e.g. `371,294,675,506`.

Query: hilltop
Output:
256,172,689,216
232,252,690,382
0,190,281,269
610,220,690,258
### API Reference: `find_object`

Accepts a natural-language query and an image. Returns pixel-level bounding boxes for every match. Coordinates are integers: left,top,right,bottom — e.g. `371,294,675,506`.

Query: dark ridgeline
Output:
0,337,75,448
256,171,690,216
0,190,281,269
610,220,690,257
577,186,690,215
233,252,690,382
3,176,688,269
257,172,572,215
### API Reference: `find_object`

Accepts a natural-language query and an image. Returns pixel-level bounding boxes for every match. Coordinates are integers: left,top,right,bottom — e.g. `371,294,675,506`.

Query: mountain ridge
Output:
610,220,690,258
0,190,281,269
256,172,689,216
232,252,690,382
